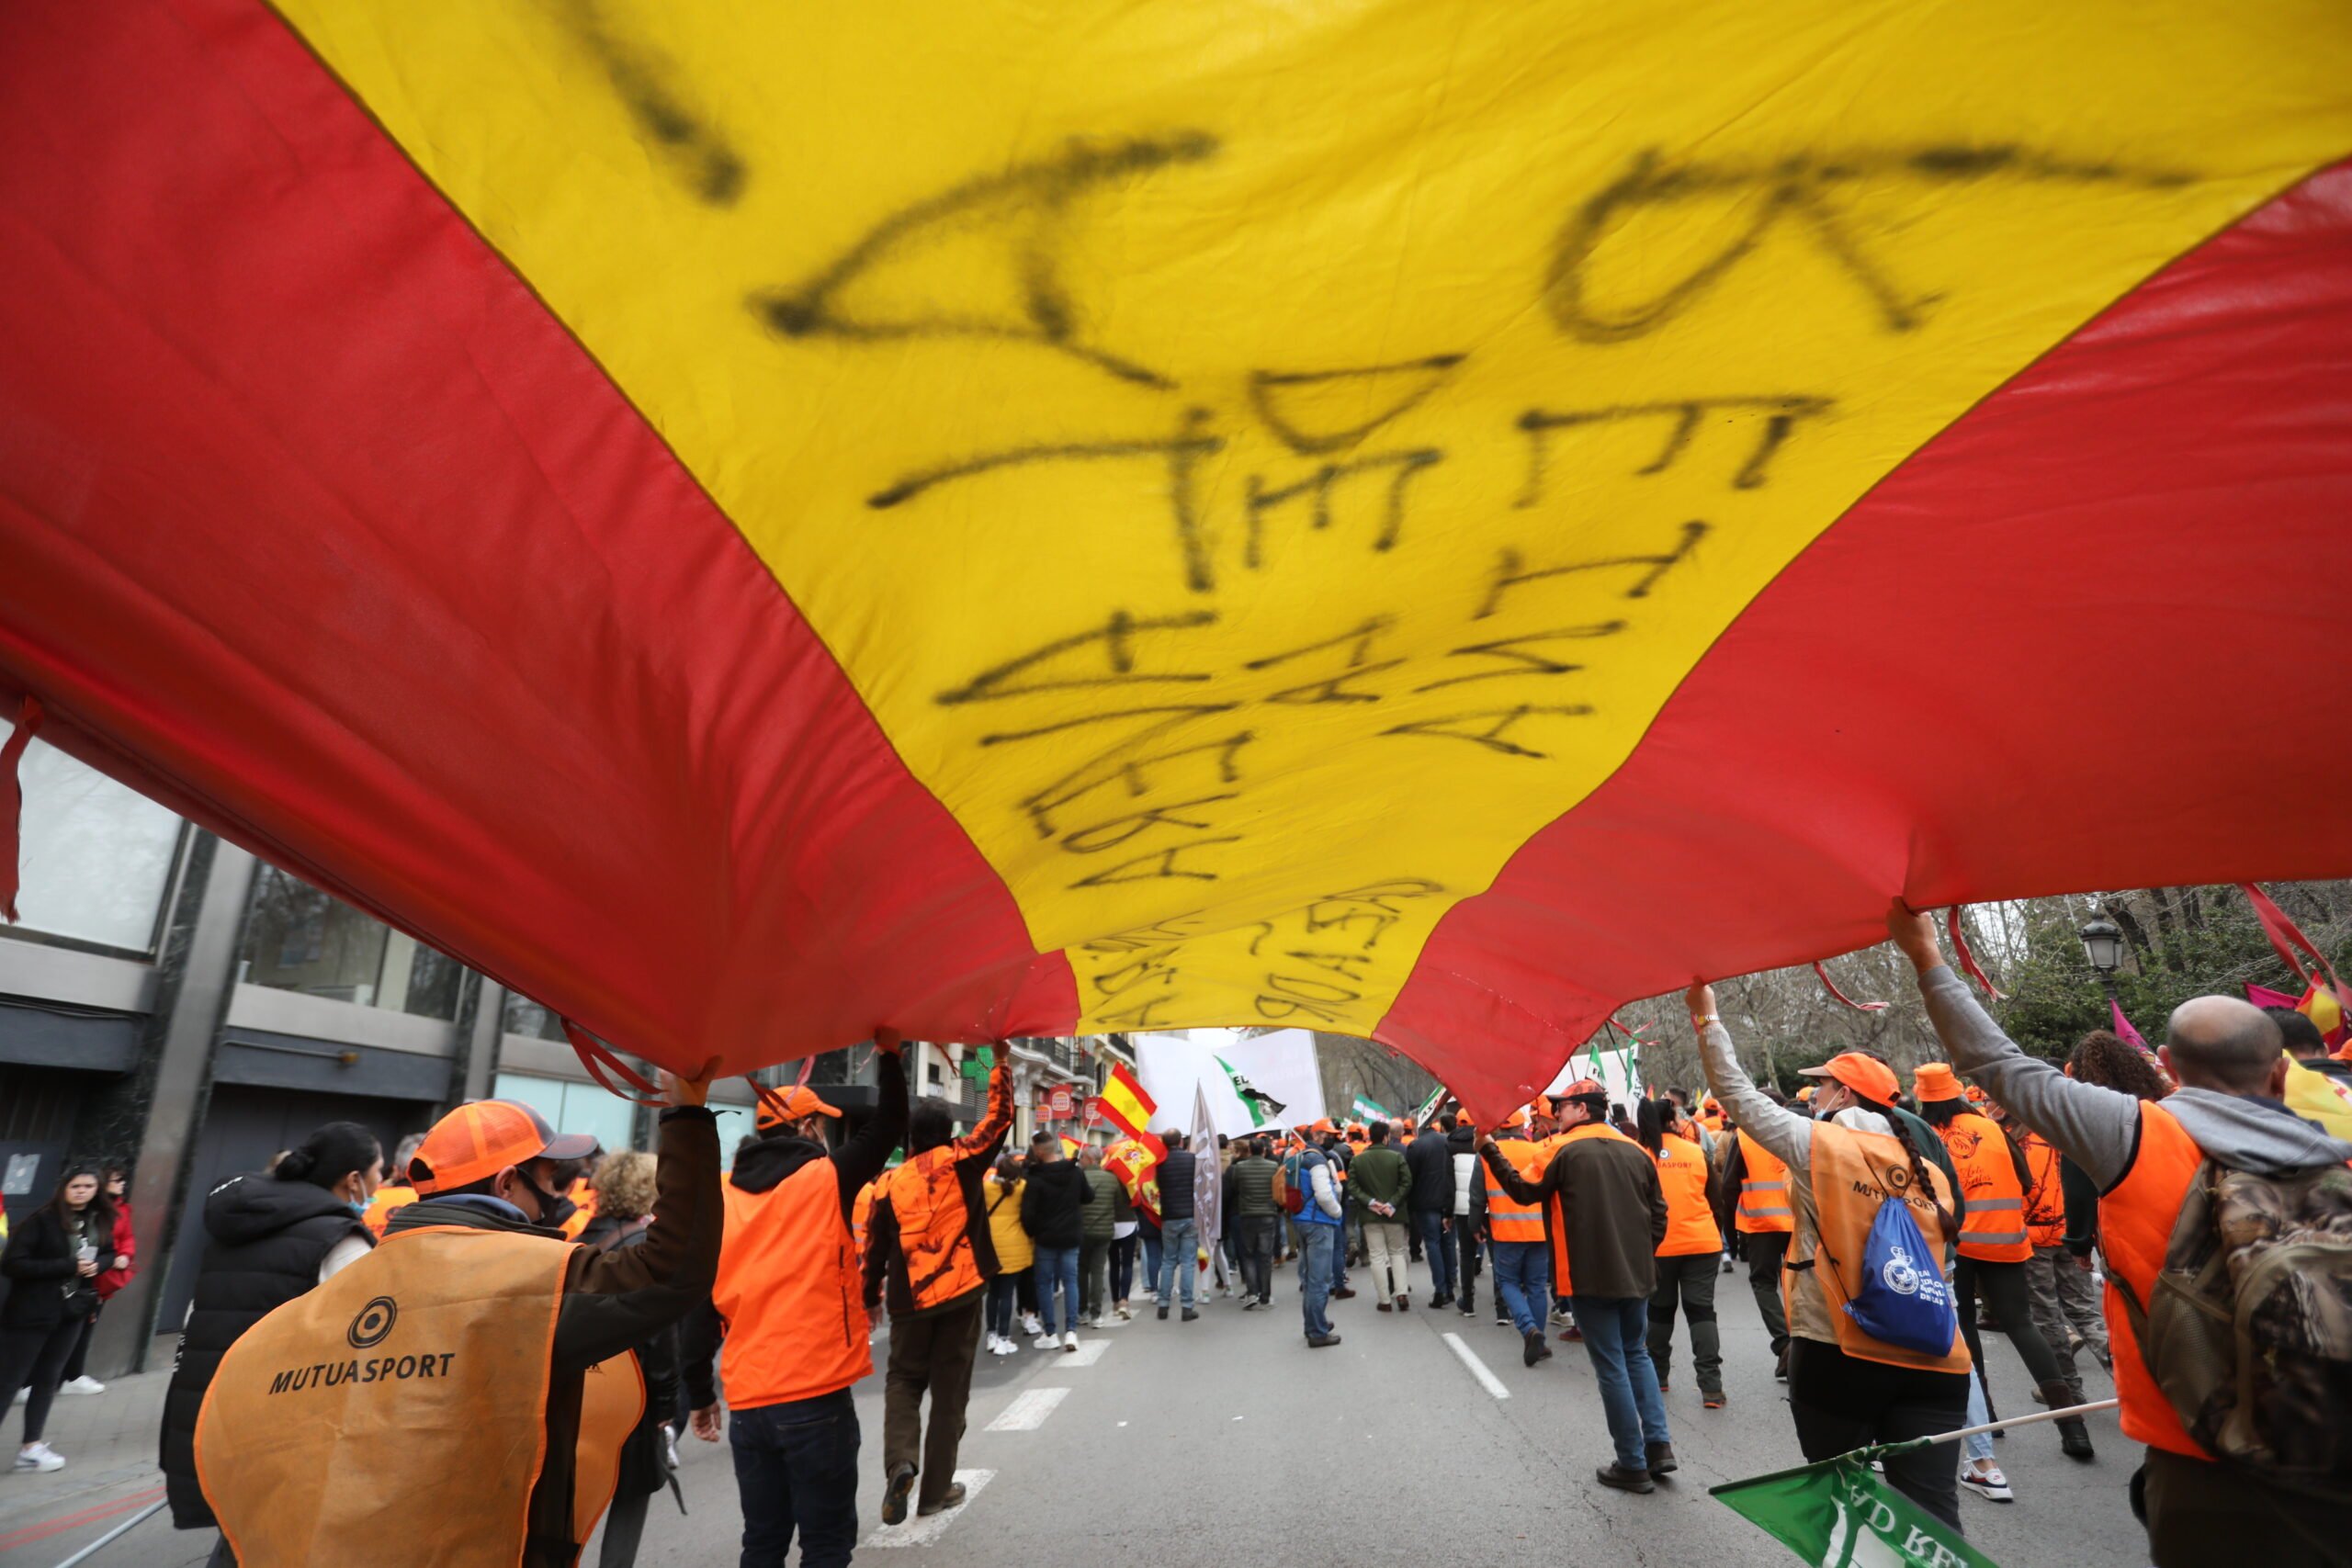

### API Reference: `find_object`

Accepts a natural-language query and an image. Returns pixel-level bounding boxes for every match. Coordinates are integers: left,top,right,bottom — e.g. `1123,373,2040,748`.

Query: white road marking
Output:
865,1469,994,1548
985,1386,1070,1430
1443,1331,1511,1400
1065,1338,1111,1367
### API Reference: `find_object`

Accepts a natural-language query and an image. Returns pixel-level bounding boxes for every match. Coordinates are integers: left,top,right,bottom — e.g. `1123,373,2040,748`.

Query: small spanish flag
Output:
1098,1063,1157,1139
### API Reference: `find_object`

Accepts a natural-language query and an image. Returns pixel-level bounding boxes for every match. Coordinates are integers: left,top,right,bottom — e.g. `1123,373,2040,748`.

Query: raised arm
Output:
1886,902,2142,1189
950,1051,1015,1162
1690,982,1813,1170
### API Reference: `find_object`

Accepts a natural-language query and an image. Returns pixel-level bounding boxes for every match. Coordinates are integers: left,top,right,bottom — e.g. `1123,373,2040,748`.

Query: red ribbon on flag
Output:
1947,907,2007,1000
563,1018,668,1105
2241,883,2348,1010
0,695,44,924
1813,962,1889,1012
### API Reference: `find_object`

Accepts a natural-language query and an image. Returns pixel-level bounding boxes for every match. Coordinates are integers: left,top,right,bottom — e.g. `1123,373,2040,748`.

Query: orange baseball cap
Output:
756,1086,842,1130
1555,1077,1606,1100
1912,1063,1965,1103
1799,1052,1900,1105
410,1100,599,1195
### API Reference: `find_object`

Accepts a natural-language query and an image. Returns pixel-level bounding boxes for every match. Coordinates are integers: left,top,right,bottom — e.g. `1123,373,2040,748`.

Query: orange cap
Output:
1911,1063,1964,1103
410,1100,599,1195
1555,1077,1605,1101
1800,1052,1900,1105
757,1085,842,1130
1309,1118,1336,1134
1794,1085,1816,1102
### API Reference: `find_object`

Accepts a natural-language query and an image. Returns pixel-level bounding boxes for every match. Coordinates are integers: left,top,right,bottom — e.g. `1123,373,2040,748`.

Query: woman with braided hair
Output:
1692,982,1977,1535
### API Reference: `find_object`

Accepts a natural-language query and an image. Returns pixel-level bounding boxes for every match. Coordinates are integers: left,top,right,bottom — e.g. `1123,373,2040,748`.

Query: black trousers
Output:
731,1390,859,1568
1237,1214,1279,1301
1646,1252,1723,1394
0,1317,85,1446
1453,1221,1483,1310
59,1305,100,1383
1786,1338,1970,1534
1953,1256,2064,1396
1744,1229,1791,1355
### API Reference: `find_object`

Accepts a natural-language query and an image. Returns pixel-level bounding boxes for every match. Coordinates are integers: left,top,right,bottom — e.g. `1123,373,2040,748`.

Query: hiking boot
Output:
1182,1307,1199,1322
1656,1378,1670,1394
1307,1332,1342,1348
881,1462,916,1526
1557,1324,1583,1343
1157,1304,1170,1320
1595,1462,1654,1494
1431,1292,1452,1308
1645,1441,1679,1476
1523,1330,1549,1367
918,1483,967,1517
1702,1388,1728,1410
1332,1287,1356,1300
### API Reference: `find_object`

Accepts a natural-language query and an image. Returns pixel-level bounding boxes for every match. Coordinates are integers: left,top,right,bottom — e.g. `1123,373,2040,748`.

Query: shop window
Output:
2,739,185,956
236,865,462,1020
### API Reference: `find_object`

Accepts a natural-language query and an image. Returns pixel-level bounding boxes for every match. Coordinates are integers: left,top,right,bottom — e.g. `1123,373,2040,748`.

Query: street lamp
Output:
2078,915,2125,995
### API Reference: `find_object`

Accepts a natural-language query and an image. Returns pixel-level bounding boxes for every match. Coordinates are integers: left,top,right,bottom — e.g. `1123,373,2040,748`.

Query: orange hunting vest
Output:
1541,1122,1640,1289
1484,1138,1546,1244
195,1225,638,1567
1655,1134,1722,1257
560,1179,598,1242
714,1161,871,1409
1936,1111,2032,1262
1734,1131,1795,1235
2098,1104,2210,1458
876,1145,986,1311
1804,1122,1971,1374
361,1183,419,1238
2019,1132,2065,1250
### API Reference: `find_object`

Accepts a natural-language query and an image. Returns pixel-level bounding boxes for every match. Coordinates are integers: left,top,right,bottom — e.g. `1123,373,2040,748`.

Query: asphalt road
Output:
17,1250,2145,1567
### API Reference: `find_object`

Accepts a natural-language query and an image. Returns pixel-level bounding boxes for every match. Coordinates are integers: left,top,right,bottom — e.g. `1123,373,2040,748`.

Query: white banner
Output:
1133,1028,1328,1138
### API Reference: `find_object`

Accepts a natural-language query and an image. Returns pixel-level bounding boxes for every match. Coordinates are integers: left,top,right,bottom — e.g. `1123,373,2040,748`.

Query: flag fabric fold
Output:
1711,1444,2000,1567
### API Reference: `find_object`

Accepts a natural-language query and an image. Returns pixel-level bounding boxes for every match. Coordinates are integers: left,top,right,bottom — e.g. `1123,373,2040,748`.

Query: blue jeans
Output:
1574,1295,1672,1472
1415,1210,1455,1298
1962,1362,1996,1463
1297,1223,1337,1337
1033,1246,1081,1335
1491,1240,1551,1336
729,1389,860,1568
1156,1217,1198,1307
1140,1228,1162,1297
985,1275,1019,1342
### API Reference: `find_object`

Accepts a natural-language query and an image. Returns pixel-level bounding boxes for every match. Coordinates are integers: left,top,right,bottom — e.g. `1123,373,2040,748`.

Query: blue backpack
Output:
1842,1193,1959,1356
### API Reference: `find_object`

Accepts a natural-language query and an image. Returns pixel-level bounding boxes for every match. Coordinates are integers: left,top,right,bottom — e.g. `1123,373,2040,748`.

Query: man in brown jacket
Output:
1483,1077,1673,1494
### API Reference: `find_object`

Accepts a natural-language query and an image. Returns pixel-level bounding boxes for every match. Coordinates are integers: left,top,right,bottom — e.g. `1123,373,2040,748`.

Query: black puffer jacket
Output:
1,1206,118,1331
160,1174,369,1529
1404,1129,1455,1214
1020,1159,1092,1249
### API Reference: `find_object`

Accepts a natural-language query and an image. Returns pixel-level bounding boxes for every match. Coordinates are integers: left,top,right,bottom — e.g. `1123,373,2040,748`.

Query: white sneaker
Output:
1062,1331,1079,1351
1033,1333,1058,1350
1020,1314,1043,1336
995,1337,1017,1356
1959,1463,2013,1503
1114,1304,1132,1321
60,1376,105,1396
14,1443,63,1472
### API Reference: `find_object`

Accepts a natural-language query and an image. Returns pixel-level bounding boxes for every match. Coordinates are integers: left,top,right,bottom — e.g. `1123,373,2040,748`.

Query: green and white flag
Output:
1349,1093,1389,1124
1216,1056,1285,1127
1412,1084,1446,1124
1711,1446,1998,1568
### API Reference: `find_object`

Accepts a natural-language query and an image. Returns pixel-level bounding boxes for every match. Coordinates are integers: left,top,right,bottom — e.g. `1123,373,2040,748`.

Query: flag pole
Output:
1894,1397,2117,1450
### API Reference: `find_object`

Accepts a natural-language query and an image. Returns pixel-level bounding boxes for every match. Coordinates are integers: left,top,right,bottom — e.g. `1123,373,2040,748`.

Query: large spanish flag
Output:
2,3,2348,1121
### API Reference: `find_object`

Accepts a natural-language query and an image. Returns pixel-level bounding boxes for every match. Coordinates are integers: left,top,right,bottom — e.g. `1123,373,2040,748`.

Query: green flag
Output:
1349,1093,1389,1123
1216,1056,1284,1127
1711,1446,2000,1568
1413,1084,1445,1123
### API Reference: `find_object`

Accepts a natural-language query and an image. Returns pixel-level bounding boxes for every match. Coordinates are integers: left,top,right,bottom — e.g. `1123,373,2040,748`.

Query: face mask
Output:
346,1200,368,1217
519,1171,575,1230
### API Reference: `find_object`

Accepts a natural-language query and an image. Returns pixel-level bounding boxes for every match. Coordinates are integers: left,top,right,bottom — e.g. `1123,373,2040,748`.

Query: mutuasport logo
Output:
346,1296,398,1349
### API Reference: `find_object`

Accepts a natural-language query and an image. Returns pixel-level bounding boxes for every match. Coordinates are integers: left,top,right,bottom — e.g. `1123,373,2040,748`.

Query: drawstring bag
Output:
1843,1192,1959,1356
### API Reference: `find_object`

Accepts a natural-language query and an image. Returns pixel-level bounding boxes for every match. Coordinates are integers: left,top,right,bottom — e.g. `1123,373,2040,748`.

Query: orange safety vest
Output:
1734,1131,1795,1235
1654,1133,1722,1257
560,1179,598,1242
714,1161,871,1410
2019,1131,2066,1250
876,1147,986,1312
1484,1137,1547,1245
1937,1111,2032,1262
1804,1122,1972,1375
852,1179,877,1255
1539,1122,1641,1291
2098,1104,2210,1458
194,1225,639,1567
361,1183,419,1239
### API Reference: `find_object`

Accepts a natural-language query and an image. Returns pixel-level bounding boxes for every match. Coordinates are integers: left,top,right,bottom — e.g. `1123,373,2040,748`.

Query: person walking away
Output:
863,1047,1013,1523
1078,1146,1118,1326
1404,1113,1456,1307
1910,1061,2090,1461
684,1042,905,1565
1107,1156,1138,1318
52,1163,134,1398
1480,1121,1551,1348
1888,902,2352,1566
1288,1138,1344,1347
0,1168,119,1473
2004,1098,2104,1407
1227,1137,1281,1306
1637,1100,1728,1408
1153,1131,1200,1320
1349,1122,1414,1310
575,1151,675,1568
1020,1133,1088,1351
197,1072,718,1568
1698,988,1976,1534
981,1153,1030,1356
1445,1114,1486,1317
1484,1080,1673,1493
161,1124,379,1551
1718,1097,1796,1380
